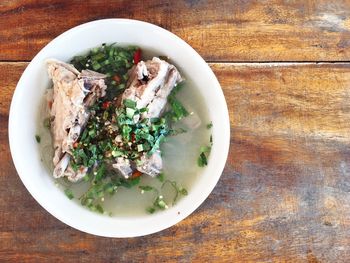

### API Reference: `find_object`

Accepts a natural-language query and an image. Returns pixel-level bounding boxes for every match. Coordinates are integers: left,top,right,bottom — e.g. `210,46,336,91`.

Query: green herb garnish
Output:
63,45,192,216
35,135,41,143
139,185,155,192
200,145,211,153
168,96,189,121
146,207,156,214
70,96,189,214
120,177,141,188
123,99,137,109
197,134,212,167
162,180,188,205
64,189,74,200
157,173,165,183
95,204,104,214
197,152,208,167
43,117,51,129
166,82,189,121
140,179,187,214
94,163,106,182
197,147,210,167
71,43,137,99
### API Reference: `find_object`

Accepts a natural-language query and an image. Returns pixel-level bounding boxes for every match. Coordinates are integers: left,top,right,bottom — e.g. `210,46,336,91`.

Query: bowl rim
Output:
8,18,230,237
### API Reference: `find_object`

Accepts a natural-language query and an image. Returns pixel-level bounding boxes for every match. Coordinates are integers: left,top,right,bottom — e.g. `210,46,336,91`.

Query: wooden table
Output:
1,1,350,262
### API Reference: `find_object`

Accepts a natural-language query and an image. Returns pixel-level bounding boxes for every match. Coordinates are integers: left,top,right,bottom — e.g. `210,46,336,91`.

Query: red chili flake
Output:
102,101,111,109
131,133,136,142
133,48,142,64
113,75,121,84
131,170,142,179
73,142,79,148
48,101,53,109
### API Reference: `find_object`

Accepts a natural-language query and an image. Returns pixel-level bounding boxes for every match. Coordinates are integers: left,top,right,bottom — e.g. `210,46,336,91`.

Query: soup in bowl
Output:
9,19,230,237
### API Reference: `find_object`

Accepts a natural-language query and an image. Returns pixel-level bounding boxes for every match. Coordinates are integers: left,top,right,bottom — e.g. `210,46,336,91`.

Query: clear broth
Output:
38,49,211,216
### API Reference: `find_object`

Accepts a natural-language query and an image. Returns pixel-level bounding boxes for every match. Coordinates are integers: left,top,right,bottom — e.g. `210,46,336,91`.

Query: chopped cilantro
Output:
64,189,74,200
139,185,154,192
94,163,106,182
200,145,211,153
168,96,188,121
198,135,212,167
120,177,141,188
35,135,41,143
198,152,208,167
95,204,104,214
43,117,51,129
149,134,165,155
83,174,90,182
161,180,188,205
179,188,188,196
166,82,189,121
157,173,165,183
70,160,79,172
146,207,156,214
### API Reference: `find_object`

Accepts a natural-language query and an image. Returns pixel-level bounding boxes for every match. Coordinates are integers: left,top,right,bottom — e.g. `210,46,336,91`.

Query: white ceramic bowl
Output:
9,19,230,237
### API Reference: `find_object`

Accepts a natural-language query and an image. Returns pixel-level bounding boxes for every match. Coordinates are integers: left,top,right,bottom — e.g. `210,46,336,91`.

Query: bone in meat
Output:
47,59,106,181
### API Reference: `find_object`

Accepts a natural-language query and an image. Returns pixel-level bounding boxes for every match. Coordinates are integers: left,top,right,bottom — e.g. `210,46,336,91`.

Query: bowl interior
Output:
9,19,230,237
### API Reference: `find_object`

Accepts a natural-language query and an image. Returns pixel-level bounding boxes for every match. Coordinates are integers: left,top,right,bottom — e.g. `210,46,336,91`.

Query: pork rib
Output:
113,57,182,178
47,59,107,182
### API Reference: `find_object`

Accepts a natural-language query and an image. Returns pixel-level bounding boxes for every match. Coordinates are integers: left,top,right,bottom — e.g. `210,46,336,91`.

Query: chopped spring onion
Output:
123,99,137,109
137,144,144,152
70,43,137,99
126,108,136,118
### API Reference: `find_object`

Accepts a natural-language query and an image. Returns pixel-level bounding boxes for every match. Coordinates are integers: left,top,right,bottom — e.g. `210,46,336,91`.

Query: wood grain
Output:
2,0,350,62
1,62,350,262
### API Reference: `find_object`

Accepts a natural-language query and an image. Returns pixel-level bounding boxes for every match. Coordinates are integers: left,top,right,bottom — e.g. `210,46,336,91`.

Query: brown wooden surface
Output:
1,1,350,262
2,0,350,62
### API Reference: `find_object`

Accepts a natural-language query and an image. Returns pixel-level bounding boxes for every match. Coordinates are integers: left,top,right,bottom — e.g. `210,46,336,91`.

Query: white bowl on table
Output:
8,19,230,237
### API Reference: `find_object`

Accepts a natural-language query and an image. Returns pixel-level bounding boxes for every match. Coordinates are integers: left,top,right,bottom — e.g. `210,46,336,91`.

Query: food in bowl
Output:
39,44,213,215
10,19,229,237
